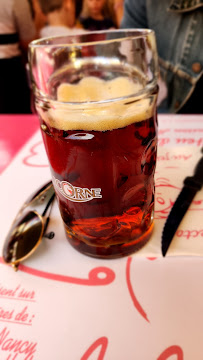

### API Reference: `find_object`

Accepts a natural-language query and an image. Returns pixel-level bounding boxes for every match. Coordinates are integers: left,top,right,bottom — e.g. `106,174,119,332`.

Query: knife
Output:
161,152,203,256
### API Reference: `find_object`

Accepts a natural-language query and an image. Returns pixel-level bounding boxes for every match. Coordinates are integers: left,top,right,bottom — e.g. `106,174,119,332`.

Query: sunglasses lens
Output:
3,211,43,264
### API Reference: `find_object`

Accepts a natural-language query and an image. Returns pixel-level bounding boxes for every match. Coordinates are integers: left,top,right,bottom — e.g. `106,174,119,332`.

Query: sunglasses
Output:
3,181,55,271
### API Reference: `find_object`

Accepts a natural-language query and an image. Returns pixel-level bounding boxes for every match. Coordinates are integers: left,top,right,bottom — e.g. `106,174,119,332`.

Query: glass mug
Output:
29,30,159,259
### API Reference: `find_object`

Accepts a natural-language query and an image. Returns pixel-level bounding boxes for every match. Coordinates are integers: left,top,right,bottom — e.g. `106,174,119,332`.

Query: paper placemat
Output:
0,115,203,360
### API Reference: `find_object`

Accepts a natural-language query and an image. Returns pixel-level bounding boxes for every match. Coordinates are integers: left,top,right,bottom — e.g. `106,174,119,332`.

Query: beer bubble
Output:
63,131,69,137
41,124,47,131
40,123,53,137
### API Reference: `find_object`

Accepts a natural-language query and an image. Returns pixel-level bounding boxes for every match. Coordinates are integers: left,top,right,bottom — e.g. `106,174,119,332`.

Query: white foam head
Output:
38,77,157,131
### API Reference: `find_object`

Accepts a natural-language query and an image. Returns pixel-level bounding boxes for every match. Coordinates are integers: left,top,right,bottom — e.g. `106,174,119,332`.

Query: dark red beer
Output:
39,99,157,258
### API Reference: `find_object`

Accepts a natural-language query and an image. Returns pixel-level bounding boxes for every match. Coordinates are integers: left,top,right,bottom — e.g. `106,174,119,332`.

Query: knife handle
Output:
184,176,202,190
184,156,203,190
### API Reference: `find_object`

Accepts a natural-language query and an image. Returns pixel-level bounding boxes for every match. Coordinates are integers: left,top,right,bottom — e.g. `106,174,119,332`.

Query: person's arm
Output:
113,0,124,27
120,0,148,29
31,0,47,38
13,0,36,58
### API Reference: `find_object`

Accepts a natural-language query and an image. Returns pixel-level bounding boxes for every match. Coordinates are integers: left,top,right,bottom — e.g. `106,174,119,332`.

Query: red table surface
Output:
0,114,39,174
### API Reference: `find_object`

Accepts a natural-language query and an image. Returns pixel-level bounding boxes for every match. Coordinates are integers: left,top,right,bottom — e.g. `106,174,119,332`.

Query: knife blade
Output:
161,152,203,256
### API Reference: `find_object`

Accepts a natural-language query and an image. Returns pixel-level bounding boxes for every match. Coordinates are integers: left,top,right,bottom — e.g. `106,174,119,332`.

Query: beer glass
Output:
29,30,159,258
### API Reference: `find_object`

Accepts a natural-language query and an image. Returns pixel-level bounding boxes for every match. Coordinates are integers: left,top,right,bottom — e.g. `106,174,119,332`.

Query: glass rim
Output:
29,28,155,49
29,28,158,105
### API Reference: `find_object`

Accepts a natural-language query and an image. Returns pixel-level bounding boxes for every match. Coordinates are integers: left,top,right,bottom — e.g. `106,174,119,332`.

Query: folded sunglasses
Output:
2,181,55,271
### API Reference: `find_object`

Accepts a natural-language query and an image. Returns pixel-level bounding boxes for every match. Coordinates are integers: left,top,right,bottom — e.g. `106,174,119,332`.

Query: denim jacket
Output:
121,0,203,113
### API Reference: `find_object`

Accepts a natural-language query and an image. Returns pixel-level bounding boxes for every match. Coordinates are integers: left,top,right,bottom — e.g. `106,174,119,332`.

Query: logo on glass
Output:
53,177,102,203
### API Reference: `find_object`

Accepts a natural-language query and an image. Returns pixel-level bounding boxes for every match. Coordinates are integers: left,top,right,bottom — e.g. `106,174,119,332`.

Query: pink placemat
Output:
0,114,39,174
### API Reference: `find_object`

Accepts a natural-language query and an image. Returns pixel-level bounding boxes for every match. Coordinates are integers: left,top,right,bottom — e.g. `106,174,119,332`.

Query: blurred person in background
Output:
31,0,47,37
121,0,203,114
0,0,36,113
76,0,84,19
80,0,116,31
38,0,84,38
113,0,124,27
